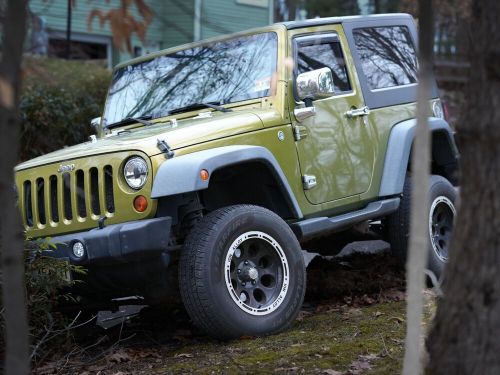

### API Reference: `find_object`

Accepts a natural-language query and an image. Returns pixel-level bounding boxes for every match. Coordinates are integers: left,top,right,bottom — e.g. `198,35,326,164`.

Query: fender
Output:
379,117,459,197
151,145,303,218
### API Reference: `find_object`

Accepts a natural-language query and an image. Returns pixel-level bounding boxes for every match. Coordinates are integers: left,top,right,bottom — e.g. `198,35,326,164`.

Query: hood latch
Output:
157,138,175,159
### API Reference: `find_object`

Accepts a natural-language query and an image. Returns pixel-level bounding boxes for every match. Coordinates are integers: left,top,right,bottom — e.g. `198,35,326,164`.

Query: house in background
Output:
29,0,273,68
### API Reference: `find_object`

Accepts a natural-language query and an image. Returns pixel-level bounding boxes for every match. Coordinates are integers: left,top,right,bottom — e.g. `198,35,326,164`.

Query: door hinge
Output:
294,125,308,141
302,174,317,190
294,106,316,122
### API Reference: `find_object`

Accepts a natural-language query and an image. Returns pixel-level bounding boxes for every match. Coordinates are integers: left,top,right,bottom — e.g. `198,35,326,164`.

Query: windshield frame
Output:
101,26,287,130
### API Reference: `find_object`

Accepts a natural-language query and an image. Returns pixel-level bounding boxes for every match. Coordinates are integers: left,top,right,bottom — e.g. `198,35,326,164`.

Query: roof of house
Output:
280,13,413,30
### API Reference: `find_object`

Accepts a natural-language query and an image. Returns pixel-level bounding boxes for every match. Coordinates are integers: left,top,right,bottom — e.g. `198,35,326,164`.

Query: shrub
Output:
19,57,111,161
0,239,86,363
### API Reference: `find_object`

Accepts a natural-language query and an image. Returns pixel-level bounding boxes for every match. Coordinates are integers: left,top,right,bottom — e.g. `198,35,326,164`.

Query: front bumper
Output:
48,217,172,265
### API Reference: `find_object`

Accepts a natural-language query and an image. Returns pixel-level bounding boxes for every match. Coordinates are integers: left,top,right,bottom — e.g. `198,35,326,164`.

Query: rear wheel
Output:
179,205,306,339
387,175,457,281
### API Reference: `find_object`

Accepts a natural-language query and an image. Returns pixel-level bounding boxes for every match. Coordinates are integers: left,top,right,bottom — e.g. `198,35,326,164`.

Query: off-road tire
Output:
387,175,457,281
179,205,306,340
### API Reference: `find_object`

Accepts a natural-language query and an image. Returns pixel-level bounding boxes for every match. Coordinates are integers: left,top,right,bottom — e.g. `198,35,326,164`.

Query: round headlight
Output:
124,157,148,189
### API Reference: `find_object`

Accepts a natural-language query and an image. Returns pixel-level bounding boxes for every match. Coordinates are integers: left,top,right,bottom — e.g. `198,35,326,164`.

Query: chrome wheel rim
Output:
429,196,456,262
224,231,289,316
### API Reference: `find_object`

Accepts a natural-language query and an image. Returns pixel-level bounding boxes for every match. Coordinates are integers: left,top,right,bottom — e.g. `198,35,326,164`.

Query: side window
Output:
295,36,352,93
353,26,417,90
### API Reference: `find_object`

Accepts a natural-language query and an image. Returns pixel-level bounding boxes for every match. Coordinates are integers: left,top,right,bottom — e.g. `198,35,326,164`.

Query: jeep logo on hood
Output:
57,164,75,173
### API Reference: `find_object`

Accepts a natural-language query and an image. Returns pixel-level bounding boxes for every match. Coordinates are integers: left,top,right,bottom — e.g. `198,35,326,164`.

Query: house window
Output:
48,38,108,61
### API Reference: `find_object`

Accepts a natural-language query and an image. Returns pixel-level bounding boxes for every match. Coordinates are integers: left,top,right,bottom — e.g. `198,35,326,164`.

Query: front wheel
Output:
179,205,306,339
387,175,457,281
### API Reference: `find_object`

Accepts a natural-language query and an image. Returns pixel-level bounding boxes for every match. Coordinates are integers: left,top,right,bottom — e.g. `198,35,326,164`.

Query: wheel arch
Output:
379,117,459,197
151,145,303,220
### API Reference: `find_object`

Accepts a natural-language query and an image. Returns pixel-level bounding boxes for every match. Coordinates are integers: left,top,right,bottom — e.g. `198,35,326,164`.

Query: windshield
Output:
103,32,278,127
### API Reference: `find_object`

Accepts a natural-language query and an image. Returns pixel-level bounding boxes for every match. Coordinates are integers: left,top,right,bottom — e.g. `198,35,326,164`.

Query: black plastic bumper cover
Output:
49,217,172,265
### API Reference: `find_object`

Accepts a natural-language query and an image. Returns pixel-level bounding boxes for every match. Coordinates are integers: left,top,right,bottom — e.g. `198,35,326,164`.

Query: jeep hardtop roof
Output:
117,12,436,109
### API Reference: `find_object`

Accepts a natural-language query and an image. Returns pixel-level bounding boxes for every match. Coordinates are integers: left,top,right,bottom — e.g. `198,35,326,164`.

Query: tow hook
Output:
98,216,107,229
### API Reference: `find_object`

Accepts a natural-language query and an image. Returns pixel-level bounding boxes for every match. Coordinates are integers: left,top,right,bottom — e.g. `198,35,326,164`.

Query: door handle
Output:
346,106,370,118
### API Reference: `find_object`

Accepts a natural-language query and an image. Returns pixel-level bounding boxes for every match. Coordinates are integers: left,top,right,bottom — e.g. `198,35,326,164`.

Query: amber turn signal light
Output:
200,169,209,181
133,195,148,212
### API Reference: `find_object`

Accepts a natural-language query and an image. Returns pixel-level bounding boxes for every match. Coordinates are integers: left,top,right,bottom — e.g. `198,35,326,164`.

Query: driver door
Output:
291,30,375,205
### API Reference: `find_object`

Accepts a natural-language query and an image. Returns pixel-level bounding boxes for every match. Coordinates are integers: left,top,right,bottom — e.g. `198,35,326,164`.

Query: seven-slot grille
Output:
21,165,115,228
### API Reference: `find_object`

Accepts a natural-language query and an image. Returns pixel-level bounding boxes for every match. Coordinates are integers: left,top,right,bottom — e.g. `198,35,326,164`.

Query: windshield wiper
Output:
105,115,153,129
168,102,232,115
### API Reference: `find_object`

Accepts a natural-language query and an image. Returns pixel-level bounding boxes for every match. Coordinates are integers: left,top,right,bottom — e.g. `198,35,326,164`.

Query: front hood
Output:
16,110,267,171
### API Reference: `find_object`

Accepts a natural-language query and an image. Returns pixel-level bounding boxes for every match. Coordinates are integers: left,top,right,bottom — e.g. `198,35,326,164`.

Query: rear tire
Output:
179,205,306,339
387,175,457,281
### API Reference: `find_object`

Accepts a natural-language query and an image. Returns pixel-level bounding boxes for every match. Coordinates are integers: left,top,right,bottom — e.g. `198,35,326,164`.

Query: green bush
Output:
0,239,86,362
20,57,111,161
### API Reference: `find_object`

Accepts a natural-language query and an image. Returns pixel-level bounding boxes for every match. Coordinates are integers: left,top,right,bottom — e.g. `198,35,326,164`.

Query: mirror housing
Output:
90,117,101,129
296,67,335,104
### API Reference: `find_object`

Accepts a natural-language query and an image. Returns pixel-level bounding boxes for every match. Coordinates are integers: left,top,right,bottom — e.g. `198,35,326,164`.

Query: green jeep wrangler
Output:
15,14,458,339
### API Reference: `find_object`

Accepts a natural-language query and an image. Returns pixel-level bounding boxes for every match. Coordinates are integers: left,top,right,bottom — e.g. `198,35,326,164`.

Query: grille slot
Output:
63,173,72,220
90,167,101,216
104,165,115,213
49,175,59,222
36,178,46,225
23,180,33,227
76,169,86,218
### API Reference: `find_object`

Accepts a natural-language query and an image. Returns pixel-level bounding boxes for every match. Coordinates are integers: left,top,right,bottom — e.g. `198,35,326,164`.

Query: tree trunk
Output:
426,1,500,374
0,1,30,374
402,1,433,374
288,0,297,21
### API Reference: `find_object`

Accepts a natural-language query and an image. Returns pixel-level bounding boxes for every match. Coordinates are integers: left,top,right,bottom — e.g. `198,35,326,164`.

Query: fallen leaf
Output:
359,354,378,361
374,311,384,317
323,370,343,375
87,365,107,372
360,294,375,305
348,353,378,374
135,348,161,359
389,316,405,324
382,288,406,301
174,353,193,358
296,310,313,321
108,349,131,363
275,367,301,372
349,360,372,374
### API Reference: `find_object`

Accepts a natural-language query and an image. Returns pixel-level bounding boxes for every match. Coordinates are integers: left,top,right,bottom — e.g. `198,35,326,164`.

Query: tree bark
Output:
287,0,296,21
0,1,30,374
403,1,433,374
426,1,500,374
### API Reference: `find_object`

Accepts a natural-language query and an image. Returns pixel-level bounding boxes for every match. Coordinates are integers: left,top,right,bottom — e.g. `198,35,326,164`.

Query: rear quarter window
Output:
353,26,417,90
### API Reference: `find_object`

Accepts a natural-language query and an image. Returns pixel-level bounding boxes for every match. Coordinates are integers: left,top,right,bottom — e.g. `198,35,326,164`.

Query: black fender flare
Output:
151,145,303,219
379,117,459,196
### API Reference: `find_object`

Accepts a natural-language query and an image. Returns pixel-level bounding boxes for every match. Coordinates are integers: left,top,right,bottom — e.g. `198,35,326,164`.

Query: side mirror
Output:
90,117,101,128
296,67,335,103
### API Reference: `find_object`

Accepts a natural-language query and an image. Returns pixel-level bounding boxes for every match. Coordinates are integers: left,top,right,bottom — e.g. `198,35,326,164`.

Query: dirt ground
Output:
34,246,436,375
